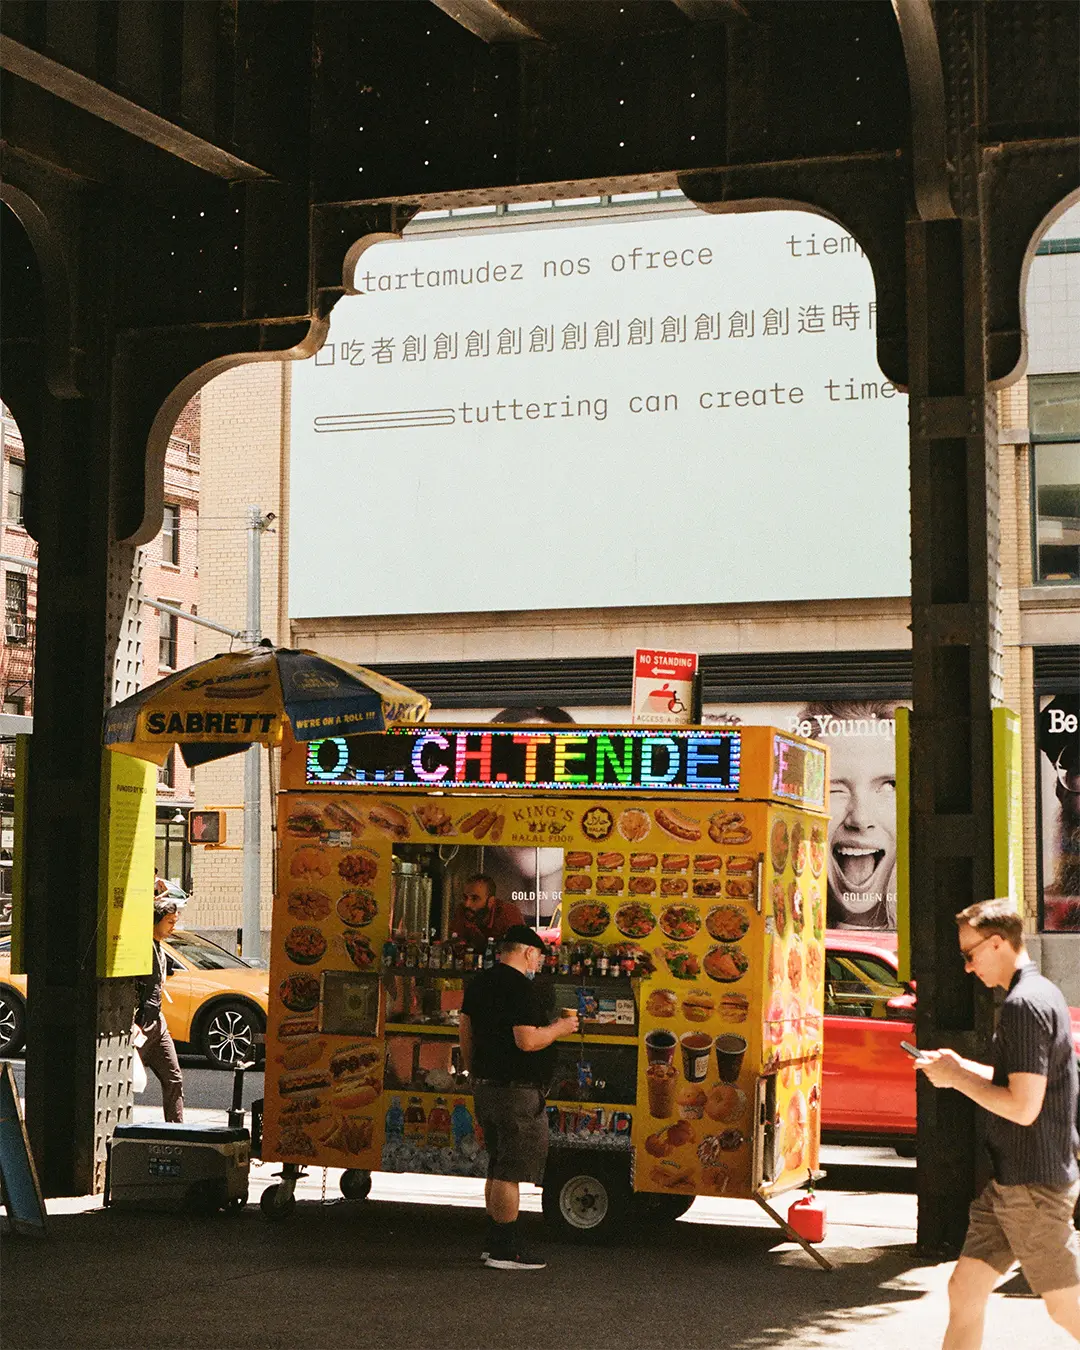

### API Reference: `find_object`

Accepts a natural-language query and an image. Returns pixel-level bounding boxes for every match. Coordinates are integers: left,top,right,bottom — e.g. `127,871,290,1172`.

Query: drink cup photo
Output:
644,1028,677,1066
715,1033,747,1083
679,1031,712,1083
646,1062,677,1117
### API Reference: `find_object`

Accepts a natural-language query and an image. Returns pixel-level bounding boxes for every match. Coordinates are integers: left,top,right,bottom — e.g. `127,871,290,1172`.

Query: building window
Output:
159,612,178,669
1030,375,1080,583
6,461,24,525
162,504,181,566
5,573,28,643
158,749,175,789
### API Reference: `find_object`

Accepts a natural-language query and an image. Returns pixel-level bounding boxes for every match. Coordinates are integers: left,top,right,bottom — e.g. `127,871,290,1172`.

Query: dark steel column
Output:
907,208,1002,1250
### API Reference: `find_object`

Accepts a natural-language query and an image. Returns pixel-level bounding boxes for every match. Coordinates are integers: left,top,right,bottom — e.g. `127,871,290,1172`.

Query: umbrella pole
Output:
242,742,263,961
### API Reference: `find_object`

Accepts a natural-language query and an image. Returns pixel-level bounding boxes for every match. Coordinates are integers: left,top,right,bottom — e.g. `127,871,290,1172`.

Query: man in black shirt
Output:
459,924,578,1271
918,898,1080,1347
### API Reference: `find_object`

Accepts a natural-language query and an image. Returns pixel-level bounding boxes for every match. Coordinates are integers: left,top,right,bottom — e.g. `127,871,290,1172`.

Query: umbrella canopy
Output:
104,644,430,767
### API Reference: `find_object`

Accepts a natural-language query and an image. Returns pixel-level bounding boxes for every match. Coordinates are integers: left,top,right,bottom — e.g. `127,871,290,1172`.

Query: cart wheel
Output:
542,1155,630,1244
340,1169,372,1201
259,1184,296,1220
630,1192,694,1223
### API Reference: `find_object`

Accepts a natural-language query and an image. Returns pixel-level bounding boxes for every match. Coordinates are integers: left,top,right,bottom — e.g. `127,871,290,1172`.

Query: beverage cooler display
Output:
260,724,828,1247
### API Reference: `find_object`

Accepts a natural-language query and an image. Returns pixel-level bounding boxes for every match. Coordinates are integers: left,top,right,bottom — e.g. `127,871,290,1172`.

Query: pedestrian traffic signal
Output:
188,810,225,845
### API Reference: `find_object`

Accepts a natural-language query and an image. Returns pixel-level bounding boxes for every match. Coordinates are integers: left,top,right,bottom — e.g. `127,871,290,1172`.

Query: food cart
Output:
259,724,830,1257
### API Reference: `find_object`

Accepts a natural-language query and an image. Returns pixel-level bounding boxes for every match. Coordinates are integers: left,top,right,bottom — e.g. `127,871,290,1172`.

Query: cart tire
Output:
630,1192,695,1223
340,1169,372,1201
542,1155,631,1244
259,1184,296,1220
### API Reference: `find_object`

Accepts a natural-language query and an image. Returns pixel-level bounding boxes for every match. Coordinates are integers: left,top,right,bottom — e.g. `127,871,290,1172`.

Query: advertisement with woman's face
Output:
1039,692,1080,932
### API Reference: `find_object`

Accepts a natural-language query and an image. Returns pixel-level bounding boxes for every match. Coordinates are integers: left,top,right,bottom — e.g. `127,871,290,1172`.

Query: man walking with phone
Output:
917,898,1080,1347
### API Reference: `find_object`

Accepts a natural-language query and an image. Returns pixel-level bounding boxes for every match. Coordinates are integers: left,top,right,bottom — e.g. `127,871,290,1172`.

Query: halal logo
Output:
293,671,340,692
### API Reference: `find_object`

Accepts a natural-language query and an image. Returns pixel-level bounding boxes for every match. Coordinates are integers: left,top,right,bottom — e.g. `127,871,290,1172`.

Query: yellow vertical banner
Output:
894,706,910,982
97,750,156,978
992,707,1024,913
9,734,30,974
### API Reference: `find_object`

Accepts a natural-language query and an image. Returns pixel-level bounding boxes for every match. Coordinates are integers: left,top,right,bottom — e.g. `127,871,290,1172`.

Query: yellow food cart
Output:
259,724,829,1254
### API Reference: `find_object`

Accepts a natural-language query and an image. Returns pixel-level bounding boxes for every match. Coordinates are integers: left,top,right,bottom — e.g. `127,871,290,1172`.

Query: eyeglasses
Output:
960,934,997,966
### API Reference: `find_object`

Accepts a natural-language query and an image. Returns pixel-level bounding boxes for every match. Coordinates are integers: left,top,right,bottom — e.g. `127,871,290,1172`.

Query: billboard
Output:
290,209,909,618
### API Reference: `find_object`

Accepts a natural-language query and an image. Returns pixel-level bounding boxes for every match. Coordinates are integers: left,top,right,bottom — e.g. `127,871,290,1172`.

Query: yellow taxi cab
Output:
0,928,269,1070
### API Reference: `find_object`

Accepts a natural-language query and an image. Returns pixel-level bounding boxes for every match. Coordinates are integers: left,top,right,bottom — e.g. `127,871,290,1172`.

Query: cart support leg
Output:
752,1195,835,1272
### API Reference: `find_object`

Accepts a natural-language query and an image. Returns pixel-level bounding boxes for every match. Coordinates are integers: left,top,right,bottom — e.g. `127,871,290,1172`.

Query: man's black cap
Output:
501,924,547,951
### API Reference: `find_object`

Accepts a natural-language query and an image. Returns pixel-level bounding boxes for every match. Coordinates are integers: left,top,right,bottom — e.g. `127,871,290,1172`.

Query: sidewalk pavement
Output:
3,1112,1072,1350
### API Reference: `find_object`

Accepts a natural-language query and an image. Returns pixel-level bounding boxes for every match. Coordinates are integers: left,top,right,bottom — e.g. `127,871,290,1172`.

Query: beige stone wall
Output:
188,362,291,936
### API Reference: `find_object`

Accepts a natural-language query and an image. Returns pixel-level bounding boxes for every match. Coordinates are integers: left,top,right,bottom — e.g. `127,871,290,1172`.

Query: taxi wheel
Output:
340,1169,372,1201
200,1001,264,1070
0,987,26,1056
542,1155,630,1244
259,1184,296,1220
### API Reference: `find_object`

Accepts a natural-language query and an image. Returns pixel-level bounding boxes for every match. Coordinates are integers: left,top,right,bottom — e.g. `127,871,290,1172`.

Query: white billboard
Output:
290,209,909,618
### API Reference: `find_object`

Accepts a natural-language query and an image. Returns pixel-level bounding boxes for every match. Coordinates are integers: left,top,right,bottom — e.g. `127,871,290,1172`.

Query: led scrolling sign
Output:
305,728,742,793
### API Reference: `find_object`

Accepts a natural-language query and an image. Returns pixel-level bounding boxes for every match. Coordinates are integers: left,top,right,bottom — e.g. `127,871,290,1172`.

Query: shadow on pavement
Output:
2,1196,940,1350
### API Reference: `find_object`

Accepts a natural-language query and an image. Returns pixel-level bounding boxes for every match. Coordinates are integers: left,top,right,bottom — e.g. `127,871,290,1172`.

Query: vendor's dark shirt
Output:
135,941,166,1029
450,897,524,953
985,962,1079,1187
462,962,554,1089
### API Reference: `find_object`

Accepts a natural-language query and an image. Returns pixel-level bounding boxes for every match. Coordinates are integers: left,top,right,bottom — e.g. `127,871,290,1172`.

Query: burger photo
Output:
286,807,324,838
681,990,715,1023
718,992,749,1023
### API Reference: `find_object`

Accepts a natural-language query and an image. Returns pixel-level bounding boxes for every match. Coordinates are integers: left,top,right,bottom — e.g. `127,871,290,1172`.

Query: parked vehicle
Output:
0,929,269,1070
821,930,1080,1147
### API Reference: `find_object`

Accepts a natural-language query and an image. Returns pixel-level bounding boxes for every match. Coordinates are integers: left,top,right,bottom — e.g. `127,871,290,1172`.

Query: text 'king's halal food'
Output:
658,903,701,941
336,889,378,927
287,889,332,921
706,904,751,942
703,943,749,984
567,901,611,937
614,901,656,939
284,925,328,965
279,974,321,1013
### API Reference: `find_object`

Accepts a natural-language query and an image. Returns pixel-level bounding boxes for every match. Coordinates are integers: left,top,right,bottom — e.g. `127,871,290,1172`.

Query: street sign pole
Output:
242,505,268,962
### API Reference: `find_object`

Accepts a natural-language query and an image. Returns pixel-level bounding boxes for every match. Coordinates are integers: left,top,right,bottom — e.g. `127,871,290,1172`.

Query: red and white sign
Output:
632,649,698,726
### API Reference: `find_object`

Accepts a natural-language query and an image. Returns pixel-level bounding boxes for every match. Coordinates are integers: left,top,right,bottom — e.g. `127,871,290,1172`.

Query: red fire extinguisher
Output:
788,1189,827,1243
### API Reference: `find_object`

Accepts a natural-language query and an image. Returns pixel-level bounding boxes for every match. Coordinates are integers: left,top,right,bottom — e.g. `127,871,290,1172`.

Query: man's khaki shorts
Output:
473,1083,549,1185
962,1179,1080,1295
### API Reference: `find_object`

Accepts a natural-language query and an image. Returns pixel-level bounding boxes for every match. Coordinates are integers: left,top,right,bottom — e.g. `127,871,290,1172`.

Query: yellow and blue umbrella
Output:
104,643,429,766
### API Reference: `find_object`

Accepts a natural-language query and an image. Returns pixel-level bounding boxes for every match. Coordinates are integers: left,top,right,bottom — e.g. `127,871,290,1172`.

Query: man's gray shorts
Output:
962,1179,1080,1295
473,1083,549,1185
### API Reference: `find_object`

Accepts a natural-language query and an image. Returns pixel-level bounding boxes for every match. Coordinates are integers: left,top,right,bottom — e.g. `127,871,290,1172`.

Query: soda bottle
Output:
429,935,442,970
451,1098,475,1148
385,1096,405,1138
418,932,430,969
404,1097,426,1141
597,952,609,977
443,935,457,971
558,944,571,976
570,945,583,976
427,1097,451,1147
583,949,594,977
483,937,496,970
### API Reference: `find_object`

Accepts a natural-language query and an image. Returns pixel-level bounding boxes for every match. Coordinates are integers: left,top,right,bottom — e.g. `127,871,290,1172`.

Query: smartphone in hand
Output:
900,1040,923,1059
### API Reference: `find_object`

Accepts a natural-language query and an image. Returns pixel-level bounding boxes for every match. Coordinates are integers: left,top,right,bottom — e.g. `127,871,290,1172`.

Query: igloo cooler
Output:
105,1122,250,1213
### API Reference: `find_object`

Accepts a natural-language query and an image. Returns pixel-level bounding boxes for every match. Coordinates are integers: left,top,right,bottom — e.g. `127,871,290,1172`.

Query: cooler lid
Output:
112,1122,248,1144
